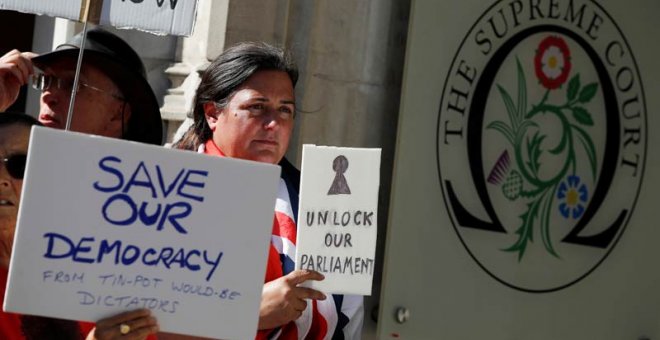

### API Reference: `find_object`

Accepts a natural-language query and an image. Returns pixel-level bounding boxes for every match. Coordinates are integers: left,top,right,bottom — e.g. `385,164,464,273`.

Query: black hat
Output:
32,27,163,145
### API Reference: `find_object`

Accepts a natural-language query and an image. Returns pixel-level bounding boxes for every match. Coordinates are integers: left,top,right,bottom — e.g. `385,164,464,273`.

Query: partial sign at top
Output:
0,0,198,36
295,145,381,296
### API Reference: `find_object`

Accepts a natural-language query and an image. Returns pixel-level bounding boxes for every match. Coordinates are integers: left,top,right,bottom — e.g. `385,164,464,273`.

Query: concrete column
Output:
223,0,289,47
160,0,230,143
284,2,410,338
108,26,177,107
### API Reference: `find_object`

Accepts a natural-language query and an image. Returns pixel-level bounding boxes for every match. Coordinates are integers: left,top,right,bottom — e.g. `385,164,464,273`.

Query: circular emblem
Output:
437,0,647,292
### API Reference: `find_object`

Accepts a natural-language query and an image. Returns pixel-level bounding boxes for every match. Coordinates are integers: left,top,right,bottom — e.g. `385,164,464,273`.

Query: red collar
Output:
204,139,226,157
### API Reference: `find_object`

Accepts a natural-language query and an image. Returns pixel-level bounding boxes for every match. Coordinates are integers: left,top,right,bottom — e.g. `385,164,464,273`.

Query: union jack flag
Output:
200,141,363,339
258,158,364,340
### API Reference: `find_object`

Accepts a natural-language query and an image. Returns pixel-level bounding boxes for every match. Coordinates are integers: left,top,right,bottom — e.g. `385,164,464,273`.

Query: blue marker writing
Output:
93,156,208,234
76,290,179,313
44,233,224,282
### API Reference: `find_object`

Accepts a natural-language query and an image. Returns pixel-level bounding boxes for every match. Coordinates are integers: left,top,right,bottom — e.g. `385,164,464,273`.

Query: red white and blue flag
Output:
201,140,363,340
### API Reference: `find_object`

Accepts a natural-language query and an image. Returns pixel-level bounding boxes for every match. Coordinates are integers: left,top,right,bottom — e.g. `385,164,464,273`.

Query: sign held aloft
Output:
0,0,198,36
5,127,279,339
295,144,381,296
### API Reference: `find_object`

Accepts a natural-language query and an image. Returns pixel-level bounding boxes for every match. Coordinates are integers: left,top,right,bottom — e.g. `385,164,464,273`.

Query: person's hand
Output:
86,309,159,340
0,49,37,112
259,270,327,330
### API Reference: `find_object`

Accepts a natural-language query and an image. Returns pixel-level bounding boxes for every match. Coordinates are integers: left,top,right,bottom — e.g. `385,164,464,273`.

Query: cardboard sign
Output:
0,0,198,36
295,145,381,295
5,127,279,339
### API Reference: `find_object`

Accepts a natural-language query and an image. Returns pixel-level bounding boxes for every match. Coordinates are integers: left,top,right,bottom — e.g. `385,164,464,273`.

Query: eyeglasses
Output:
31,73,125,101
1,154,27,180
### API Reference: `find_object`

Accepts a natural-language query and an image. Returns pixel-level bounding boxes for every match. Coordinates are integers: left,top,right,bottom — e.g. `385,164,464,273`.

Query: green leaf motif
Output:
540,188,559,258
578,83,598,103
567,74,580,101
573,125,598,180
497,84,518,130
516,59,527,123
487,121,515,145
503,200,541,261
549,129,567,155
572,106,594,126
526,131,545,175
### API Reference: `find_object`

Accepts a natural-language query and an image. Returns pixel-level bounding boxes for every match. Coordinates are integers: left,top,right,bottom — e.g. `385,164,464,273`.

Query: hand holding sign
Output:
259,270,326,330
295,145,381,296
90,308,158,340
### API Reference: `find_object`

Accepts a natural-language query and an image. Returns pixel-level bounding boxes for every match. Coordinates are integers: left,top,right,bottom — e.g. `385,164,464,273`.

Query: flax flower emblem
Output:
557,175,588,219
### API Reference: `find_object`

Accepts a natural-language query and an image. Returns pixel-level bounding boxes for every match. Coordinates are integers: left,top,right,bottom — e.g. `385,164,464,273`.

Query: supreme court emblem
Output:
437,0,647,292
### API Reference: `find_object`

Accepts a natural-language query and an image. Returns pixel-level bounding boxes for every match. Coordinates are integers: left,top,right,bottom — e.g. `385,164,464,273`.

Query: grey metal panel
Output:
379,0,660,339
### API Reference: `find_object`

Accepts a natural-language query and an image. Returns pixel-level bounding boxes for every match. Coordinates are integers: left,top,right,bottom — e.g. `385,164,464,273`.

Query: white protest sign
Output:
5,127,279,339
295,145,381,296
0,0,198,36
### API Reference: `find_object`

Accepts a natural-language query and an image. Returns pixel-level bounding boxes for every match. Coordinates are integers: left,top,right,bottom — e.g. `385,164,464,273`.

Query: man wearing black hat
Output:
0,27,163,145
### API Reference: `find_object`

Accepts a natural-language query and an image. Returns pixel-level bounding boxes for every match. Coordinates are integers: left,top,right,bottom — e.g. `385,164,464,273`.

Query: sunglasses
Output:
1,154,27,179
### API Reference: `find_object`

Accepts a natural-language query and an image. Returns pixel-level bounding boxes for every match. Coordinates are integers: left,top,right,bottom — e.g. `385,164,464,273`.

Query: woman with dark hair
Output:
174,42,364,339
0,113,159,339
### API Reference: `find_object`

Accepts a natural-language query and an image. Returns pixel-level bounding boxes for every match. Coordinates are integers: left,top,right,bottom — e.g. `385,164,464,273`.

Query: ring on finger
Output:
119,323,131,335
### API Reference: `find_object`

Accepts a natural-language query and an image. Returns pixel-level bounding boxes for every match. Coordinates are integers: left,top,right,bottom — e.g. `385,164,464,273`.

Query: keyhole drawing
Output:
328,155,351,195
